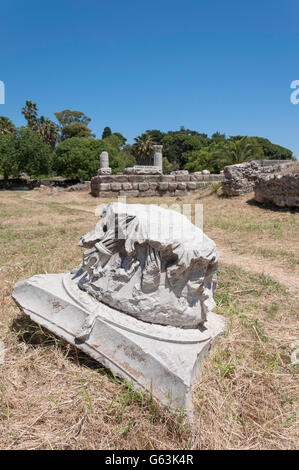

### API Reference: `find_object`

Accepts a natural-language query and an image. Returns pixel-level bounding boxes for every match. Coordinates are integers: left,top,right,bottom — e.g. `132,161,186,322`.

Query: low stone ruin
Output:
91,172,223,198
91,150,223,198
254,163,299,208
222,160,294,197
13,202,226,415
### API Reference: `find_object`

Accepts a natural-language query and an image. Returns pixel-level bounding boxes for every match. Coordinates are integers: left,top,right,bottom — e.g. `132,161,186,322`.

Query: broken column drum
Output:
98,151,112,175
153,145,163,170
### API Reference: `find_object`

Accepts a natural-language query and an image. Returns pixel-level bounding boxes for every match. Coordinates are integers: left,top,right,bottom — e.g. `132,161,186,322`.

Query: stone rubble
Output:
222,160,294,197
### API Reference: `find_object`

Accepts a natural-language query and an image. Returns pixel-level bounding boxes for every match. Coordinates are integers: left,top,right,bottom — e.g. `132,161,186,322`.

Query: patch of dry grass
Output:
0,189,298,449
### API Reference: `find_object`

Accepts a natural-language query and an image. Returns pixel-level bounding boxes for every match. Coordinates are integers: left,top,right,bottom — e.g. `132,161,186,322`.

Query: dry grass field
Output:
0,187,298,450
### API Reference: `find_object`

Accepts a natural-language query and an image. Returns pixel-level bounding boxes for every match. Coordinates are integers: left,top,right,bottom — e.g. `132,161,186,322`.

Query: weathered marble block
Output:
12,202,226,415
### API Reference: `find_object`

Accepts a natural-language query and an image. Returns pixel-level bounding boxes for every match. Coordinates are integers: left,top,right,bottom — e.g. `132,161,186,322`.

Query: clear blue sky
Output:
1,0,299,156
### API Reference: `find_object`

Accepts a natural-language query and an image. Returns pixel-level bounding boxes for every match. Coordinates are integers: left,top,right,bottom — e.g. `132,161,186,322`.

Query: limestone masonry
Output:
254,166,299,208
91,171,223,197
222,159,294,197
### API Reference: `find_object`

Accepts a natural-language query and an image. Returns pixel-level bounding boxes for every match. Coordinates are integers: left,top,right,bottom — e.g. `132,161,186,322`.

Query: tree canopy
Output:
55,109,94,140
0,99,295,180
53,137,135,180
102,126,112,139
0,116,16,135
0,133,18,182
0,127,52,180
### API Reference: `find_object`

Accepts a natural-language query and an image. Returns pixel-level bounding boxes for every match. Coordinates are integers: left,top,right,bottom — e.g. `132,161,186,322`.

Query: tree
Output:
0,116,16,135
104,132,127,150
59,122,94,140
110,152,136,174
55,110,94,140
22,100,38,128
212,137,263,168
184,149,216,173
161,132,210,166
133,135,155,165
102,127,112,139
53,137,135,180
0,133,18,184
15,127,52,177
211,131,226,141
35,116,59,151
143,129,165,144
22,101,59,150
247,137,293,160
162,157,174,174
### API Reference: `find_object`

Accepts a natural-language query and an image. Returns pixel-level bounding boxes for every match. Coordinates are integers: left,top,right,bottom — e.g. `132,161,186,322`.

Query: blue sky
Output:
1,0,299,156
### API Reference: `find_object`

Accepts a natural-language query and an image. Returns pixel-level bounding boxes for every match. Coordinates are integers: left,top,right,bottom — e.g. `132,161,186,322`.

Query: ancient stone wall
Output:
222,160,294,197
90,172,223,197
254,172,299,208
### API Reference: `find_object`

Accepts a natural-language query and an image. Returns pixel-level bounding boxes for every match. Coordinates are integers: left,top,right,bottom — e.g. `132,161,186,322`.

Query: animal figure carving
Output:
73,203,218,328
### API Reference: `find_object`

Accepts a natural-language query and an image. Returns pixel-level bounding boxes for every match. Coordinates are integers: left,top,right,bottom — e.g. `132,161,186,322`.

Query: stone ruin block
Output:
254,172,299,208
97,191,116,198
139,189,159,197
175,175,190,182
175,189,189,196
112,175,129,183
158,182,169,191
138,182,149,191
96,175,115,183
146,175,161,183
98,168,112,175
171,170,189,175
127,175,145,183
13,202,226,416
99,183,111,191
111,182,122,191
168,182,178,191
124,166,162,175
161,175,175,182
119,190,140,198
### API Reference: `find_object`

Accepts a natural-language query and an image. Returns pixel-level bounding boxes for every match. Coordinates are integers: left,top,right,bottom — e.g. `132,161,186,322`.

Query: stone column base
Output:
12,272,226,418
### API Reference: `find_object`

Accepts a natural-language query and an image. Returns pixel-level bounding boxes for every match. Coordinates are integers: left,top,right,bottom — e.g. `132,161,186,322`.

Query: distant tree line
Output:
127,127,294,174
0,103,294,183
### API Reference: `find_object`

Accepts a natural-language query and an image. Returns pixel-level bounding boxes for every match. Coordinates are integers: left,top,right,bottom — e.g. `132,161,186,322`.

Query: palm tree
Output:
134,135,155,165
0,116,16,135
36,117,59,151
21,100,38,127
213,137,260,169
21,101,59,150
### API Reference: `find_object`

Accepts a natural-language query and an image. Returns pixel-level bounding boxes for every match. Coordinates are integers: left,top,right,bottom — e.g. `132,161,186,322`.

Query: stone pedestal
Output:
12,202,226,417
124,166,162,175
99,151,111,175
13,272,226,415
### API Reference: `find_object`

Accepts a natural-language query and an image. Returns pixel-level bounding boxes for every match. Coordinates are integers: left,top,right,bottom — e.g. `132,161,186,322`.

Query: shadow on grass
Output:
10,314,190,432
246,197,299,214
11,314,104,371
